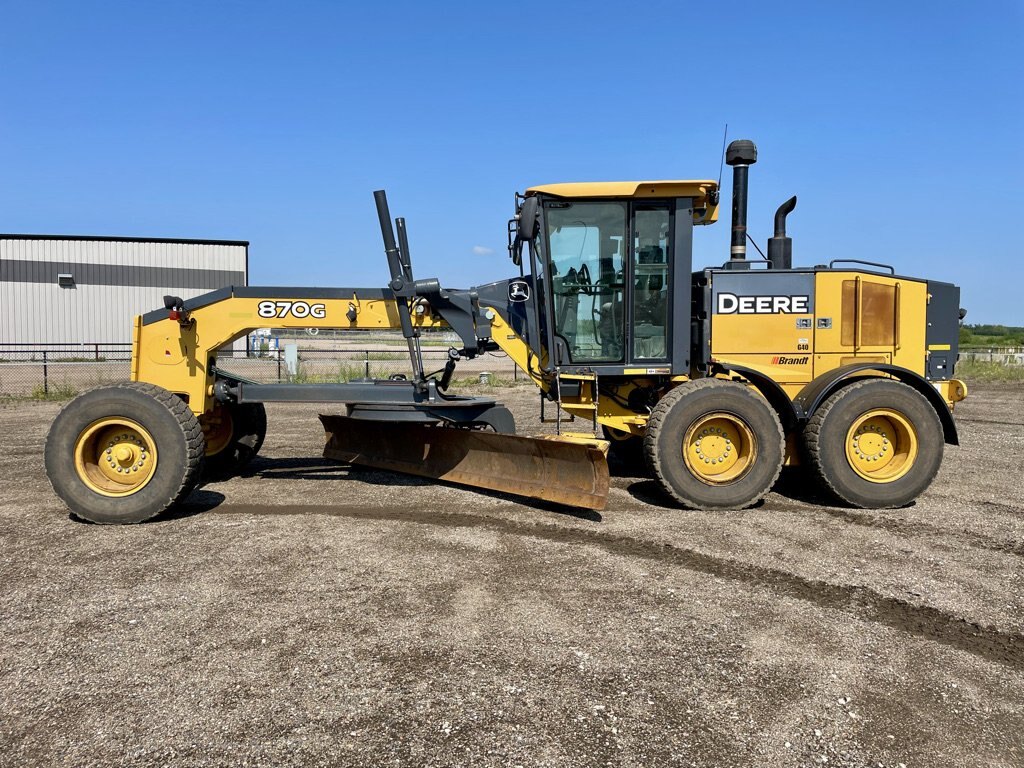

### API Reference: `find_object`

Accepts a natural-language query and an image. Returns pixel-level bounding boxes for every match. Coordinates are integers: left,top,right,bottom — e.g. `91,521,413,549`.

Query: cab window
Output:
545,201,627,362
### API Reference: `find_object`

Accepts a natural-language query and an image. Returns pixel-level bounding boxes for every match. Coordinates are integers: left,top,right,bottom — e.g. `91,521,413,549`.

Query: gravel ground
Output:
1,384,1022,767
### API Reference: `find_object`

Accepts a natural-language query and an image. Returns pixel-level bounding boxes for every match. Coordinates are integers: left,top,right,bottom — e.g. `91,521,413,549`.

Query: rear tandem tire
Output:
644,379,785,509
201,402,268,478
44,382,204,524
803,379,943,508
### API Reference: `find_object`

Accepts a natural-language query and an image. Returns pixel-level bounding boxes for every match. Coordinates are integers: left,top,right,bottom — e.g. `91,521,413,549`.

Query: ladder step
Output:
553,369,600,438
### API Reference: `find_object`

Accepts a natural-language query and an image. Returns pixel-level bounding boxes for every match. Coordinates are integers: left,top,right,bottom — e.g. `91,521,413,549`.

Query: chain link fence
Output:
0,344,133,400
0,339,524,400
959,347,1024,366
5,339,1022,401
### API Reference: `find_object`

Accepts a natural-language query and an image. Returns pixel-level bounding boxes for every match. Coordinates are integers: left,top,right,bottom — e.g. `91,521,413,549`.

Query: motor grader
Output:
44,139,967,524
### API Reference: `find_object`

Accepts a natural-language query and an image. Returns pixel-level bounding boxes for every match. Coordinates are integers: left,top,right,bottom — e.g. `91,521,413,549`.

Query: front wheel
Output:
44,383,204,524
644,380,784,509
803,379,943,508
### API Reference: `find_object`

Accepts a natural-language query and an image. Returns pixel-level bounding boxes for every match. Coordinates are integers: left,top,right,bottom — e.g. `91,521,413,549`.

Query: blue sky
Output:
1,1,1021,323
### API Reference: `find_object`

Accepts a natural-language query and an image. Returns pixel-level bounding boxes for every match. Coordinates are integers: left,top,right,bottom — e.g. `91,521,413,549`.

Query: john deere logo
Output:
509,280,530,302
771,355,810,365
717,293,810,314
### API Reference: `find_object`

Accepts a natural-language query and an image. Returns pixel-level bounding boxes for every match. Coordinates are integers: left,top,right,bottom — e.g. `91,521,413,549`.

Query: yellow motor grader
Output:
44,140,967,523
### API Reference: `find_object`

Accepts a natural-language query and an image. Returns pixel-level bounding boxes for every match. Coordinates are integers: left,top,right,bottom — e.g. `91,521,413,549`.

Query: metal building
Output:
0,234,248,344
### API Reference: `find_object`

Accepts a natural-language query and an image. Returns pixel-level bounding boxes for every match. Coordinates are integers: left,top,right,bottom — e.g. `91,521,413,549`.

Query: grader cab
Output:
44,140,966,524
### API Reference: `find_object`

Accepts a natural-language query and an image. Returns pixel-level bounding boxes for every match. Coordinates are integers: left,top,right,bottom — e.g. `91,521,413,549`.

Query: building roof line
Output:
0,233,249,247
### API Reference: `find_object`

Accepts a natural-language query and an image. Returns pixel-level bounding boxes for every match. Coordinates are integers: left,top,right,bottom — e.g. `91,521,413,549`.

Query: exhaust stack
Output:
724,139,757,270
767,196,797,270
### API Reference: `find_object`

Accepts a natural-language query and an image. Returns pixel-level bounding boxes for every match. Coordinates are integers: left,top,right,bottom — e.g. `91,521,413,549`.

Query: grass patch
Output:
289,363,368,383
447,374,527,389
955,360,1024,384
285,365,527,388
30,382,78,400
357,351,407,361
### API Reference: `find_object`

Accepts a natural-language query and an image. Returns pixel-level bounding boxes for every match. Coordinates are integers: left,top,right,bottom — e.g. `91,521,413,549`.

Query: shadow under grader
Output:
623,478,768,512
67,488,228,525
770,467,840,507
239,455,427,485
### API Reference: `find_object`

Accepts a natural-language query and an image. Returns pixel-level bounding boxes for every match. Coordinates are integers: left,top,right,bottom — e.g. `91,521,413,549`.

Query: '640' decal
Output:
257,301,327,319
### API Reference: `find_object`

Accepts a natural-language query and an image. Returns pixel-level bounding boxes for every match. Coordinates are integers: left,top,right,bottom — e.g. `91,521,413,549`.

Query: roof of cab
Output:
525,180,720,224
526,179,717,201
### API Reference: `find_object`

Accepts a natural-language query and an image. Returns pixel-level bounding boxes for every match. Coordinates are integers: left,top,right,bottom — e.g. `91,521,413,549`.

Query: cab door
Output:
629,203,672,363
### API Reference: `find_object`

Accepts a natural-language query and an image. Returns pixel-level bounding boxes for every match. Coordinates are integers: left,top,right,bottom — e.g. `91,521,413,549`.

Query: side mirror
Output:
517,196,540,242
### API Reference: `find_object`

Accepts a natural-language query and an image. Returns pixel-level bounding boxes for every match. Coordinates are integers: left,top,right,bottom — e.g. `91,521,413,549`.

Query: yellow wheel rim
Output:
201,408,234,456
845,408,918,483
682,412,757,485
73,417,158,497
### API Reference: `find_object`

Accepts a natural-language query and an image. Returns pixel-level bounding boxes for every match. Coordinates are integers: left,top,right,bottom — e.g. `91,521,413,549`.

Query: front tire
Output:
44,383,204,524
644,379,784,509
803,379,943,508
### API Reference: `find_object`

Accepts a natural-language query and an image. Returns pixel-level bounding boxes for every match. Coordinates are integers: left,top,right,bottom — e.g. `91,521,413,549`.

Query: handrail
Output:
854,275,862,351
894,282,901,351
828,259,895,275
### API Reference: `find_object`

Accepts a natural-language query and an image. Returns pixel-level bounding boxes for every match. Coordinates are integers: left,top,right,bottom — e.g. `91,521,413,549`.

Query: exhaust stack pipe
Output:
724,139,757,270
767,196,797,270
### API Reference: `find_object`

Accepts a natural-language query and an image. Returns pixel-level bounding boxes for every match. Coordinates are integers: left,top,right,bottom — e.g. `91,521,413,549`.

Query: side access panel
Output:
813,271,928,379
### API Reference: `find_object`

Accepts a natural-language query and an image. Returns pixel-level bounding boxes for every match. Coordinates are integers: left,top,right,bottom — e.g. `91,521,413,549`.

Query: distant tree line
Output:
959,324,1024,348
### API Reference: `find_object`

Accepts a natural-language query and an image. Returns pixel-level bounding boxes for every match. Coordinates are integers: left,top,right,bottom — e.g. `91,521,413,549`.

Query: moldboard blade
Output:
320,415,609,510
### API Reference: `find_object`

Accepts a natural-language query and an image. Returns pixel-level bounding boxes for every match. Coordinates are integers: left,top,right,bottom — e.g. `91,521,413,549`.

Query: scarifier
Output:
44,140,967,523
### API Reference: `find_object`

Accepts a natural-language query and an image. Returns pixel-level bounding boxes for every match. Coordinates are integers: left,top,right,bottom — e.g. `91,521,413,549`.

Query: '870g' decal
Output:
257,301,327,319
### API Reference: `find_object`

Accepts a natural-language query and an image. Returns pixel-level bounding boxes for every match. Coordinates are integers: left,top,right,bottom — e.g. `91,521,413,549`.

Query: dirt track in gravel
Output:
1,385,1022,767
